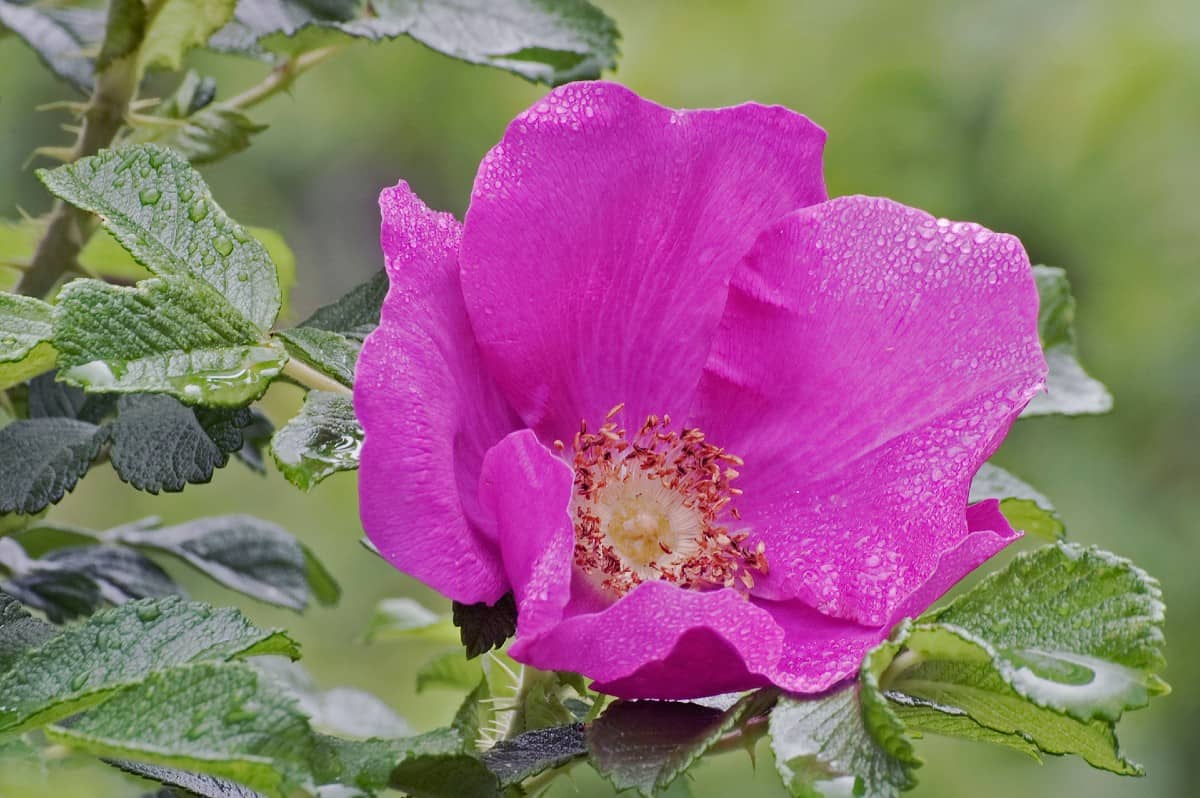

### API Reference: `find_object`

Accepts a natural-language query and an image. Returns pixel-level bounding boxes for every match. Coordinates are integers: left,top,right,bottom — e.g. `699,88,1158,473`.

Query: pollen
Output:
570,410,768,597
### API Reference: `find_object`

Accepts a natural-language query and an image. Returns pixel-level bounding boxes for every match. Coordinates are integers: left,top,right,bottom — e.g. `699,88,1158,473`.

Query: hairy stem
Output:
15,58,139,298
280,357,353,396
225,47,341,111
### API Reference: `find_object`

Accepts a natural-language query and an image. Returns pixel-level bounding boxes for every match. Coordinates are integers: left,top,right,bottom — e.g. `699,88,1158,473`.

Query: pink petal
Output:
356,183,520,604
692,196,1046,626
459,81,827,443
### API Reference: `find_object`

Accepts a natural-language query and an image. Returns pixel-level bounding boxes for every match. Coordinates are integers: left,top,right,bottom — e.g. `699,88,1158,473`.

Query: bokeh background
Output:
1,1,1197,795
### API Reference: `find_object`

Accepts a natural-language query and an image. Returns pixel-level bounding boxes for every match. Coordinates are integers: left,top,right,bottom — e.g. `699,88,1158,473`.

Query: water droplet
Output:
70,672,88,691
136,604,161,623
213,236,234,257
188,201,208,222
138,187,161,206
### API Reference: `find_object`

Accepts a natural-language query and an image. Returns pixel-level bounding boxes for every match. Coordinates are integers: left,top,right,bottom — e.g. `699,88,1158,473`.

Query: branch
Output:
15,58,139,298
280,358,353,396
224,47,340,111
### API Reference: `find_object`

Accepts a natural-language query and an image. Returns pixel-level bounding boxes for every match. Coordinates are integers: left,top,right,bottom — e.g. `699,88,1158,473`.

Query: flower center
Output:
562,405,768,597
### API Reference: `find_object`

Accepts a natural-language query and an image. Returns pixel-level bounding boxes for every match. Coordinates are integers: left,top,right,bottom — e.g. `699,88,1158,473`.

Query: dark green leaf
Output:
452,592,517,659
298,269,388,338
270,390,361,490
233,409,274,474
109,395,251,493
969,463,1064,541
210,0,619,85
877,624,1141,774
53,277,287,406
105,760,264,798
0,589,55,672
39,145,282,330
2,568,102,623
47,662,312,796
588,691,776,797
0,596,298,734
0,1,96,90
110,514,339,611
26,544,179,604
0,293,55,390
483,723,585,786
922,542,1168,722
27,371,116,423
388,727,500,798
276,327,358,387
0,417,108,514
769,686,917,798
1022,265,1112,417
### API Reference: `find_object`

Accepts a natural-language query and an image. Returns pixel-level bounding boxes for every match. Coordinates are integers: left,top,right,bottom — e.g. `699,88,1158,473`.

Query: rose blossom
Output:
355,82,1046,699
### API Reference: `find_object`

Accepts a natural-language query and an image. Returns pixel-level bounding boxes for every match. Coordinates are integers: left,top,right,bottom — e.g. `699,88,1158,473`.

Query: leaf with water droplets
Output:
969,463,1064,541
208,0,620,86
589,690,777,797
46,661,313,797
53,277,287,406
0,293,55,390
276,327,358,387
38,145,281,330
109,514,340,611
0,596,298,734
1022,265,1112,417
270,391,361,490
873,623,1143,775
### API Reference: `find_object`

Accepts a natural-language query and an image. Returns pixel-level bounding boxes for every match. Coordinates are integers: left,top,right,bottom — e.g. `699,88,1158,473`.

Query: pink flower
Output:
355,82,1046,699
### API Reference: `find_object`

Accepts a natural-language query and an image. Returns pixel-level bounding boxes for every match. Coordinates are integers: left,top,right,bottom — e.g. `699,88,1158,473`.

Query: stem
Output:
225,47,341,111
281,357,353,396
15,58,138,298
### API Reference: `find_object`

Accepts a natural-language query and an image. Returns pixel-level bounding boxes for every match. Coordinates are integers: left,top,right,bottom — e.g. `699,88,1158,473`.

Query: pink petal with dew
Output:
356,183,520,604
692,196,1046,626
459,81,827,444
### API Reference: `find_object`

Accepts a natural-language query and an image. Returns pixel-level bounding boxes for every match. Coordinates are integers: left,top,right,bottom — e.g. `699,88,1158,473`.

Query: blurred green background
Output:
1,0,1197,795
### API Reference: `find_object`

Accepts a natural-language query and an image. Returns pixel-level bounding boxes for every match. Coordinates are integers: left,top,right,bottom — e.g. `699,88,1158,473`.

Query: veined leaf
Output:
1022,265,1112,416
0,417,108,515
0,293,55,390
38,145,281,330
53,277,287,406
0,596,298,734
483,724,585,786
276,327,357,387
139,0,237,73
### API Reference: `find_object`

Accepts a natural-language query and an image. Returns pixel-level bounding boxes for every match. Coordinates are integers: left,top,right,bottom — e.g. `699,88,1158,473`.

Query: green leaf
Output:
0,293,55,390
482,724,585,786
139,0,238,73
254,656,410,739
0,596,298,734
770,687,917,798
588,691,776,797
969,463,1064,541
210,0,620,85
38,145,282,331
27,371,117,423
922,542,1168,722
877,624,1142,774
0,418,108,514
108,395,252,493
362,597,457,644
452,593,517,659
297,269,388,338
276,327,358,387
1022,265,1112,417
0,1,96,90
233,408,274,474
0,590,54,673
110,514,340,611
416,650,484,694
1,567,101,624
388,727,500,798
53,277,287,406
104,760,263,798
47,661,312,797
270,390,361,490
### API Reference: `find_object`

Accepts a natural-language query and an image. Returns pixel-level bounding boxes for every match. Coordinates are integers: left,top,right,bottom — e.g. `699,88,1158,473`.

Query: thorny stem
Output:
15,58,138,298
224,47,341,111
280,357,353,396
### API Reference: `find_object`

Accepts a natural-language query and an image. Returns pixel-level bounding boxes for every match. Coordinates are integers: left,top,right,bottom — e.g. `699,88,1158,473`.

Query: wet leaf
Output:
270,391,361,490
0,293,55,390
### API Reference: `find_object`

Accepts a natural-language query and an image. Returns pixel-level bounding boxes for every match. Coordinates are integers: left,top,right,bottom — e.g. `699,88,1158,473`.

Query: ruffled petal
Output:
356,183,520,604
460,81,827,443
692,196,1046,625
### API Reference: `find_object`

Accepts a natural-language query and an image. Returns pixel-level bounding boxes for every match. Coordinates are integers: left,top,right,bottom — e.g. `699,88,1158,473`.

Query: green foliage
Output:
452,592,518,658
969,462,1065,541
270,390,361,490
39,145,282,331
483,723,586,786
0,0,97,90
1022,265,1113,417
212,0,620,85
0,293,55,390
589,692,776,797
0,417,108,514
138,0,237,74
362,597,458,644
